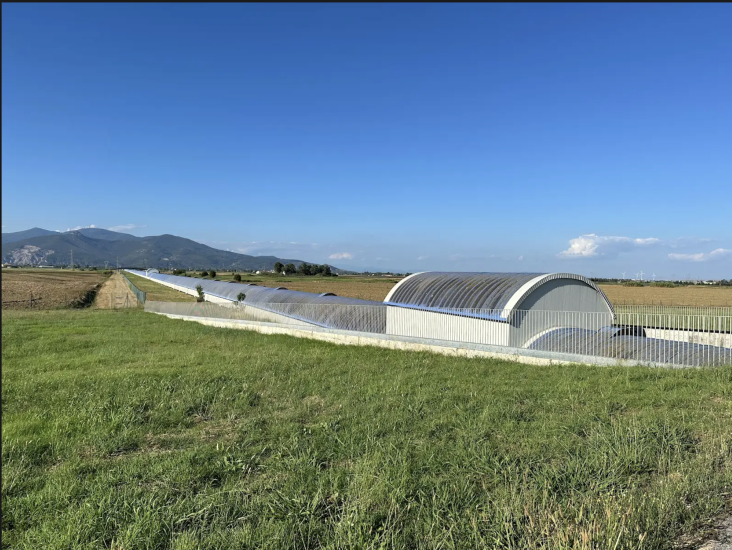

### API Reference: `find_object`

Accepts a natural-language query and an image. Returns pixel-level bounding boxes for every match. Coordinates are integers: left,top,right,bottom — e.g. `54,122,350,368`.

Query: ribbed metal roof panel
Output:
129,270,378,306
127,270,386,332
385,272,545,312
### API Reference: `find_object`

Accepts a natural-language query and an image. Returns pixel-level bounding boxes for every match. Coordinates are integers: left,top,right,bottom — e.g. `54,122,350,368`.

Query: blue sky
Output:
3,4,731,278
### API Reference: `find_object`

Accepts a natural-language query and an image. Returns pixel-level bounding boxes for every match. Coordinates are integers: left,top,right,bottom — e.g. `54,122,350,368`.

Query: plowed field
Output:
1,269,107,309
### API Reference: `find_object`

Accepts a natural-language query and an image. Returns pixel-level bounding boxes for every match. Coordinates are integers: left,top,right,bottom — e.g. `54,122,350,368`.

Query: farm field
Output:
1,268,108,310
124,271,197,302
3,308,731,549
174,272,400,302
599,284,732,307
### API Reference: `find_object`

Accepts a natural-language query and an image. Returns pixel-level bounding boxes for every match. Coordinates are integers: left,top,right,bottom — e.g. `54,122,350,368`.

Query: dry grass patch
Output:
600,284,732,306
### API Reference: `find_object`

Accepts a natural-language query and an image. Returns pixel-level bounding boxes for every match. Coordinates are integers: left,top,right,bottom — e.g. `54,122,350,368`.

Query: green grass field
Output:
123,272,196,303
3,308,731,549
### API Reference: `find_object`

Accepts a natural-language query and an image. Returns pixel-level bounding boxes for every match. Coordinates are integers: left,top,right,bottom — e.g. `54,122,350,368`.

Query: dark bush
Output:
196,284,204,302
209,270,216,279
234,273,242,282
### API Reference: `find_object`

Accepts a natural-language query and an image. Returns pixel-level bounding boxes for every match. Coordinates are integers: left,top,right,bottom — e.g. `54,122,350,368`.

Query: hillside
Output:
1,229,306,270
2,227,58,244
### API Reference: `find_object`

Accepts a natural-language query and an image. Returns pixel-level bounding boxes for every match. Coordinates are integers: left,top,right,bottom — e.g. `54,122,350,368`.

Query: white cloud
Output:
329,252,353,260
417,255,429,260
668,248,732,262
66,224,96,231
517,255,524,261
108,224,143,232
558,234,659,258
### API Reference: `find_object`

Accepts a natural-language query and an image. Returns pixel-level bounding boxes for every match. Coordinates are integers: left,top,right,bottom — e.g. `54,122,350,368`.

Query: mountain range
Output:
1,227,313,271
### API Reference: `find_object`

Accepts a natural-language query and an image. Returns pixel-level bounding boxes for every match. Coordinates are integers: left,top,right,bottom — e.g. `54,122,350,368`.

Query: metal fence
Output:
145,300,732,368
122,274,146,304
614,305,732,331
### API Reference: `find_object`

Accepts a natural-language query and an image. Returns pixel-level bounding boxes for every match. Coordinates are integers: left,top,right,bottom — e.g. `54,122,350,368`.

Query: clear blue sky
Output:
3,4,731,278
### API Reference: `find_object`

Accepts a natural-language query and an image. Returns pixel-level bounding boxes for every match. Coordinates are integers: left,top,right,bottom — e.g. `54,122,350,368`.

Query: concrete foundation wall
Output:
645,328,732,348
150,311,696,369
144,300,315,327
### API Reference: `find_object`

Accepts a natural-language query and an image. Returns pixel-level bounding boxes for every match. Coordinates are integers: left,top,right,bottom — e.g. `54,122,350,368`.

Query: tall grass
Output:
2,309,730,549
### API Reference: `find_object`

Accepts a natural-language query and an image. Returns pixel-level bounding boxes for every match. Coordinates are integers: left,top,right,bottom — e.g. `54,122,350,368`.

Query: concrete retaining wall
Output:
149,311,694,369
645,328,732,348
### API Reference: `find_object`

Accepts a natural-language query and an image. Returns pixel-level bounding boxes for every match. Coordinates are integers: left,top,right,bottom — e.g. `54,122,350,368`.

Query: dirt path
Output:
94,273,139,309
697,517,732,550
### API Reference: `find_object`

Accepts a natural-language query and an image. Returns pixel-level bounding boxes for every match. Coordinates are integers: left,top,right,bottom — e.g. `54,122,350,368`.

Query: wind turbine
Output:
639,270,645,281
621,271,626,280
652,273,656,281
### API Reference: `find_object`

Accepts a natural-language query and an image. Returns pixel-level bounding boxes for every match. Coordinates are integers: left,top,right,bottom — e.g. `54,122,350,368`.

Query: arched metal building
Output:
129,270,730,366
383,272,615,347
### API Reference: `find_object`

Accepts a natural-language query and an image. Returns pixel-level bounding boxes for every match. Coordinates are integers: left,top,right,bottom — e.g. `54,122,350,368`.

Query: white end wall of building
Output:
386,306,509,346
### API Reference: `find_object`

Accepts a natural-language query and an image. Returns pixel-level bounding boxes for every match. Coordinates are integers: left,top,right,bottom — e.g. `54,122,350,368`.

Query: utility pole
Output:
70,250,74,271
104,261,109,270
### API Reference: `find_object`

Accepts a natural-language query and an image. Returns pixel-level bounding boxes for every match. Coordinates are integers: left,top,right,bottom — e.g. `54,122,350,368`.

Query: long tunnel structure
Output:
128,270,731,366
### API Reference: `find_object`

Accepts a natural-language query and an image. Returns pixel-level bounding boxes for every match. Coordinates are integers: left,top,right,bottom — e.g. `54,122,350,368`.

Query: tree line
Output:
273,262,333,276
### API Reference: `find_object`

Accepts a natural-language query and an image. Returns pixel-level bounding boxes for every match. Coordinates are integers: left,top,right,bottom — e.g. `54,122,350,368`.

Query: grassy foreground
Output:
2,309,731,549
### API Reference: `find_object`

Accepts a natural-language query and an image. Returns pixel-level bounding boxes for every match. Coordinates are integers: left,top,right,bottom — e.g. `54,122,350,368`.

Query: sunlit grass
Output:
2,308,731,549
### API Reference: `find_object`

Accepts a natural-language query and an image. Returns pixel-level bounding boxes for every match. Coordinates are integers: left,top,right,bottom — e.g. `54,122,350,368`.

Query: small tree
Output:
233,273,242,282
273,261,284,274
195,284,205,302
323,264,332,276
209,270,217,279
284,263,296,275
201,271,209,277
237,292,246,302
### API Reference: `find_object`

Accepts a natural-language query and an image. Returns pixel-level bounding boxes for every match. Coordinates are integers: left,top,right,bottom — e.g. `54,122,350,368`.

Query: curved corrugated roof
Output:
129,271,377,306
384,272,542,311
128,270,386,332
384,272,614,315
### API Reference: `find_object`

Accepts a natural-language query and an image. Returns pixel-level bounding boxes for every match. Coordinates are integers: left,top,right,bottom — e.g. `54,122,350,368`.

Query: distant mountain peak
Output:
1,227,317,270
